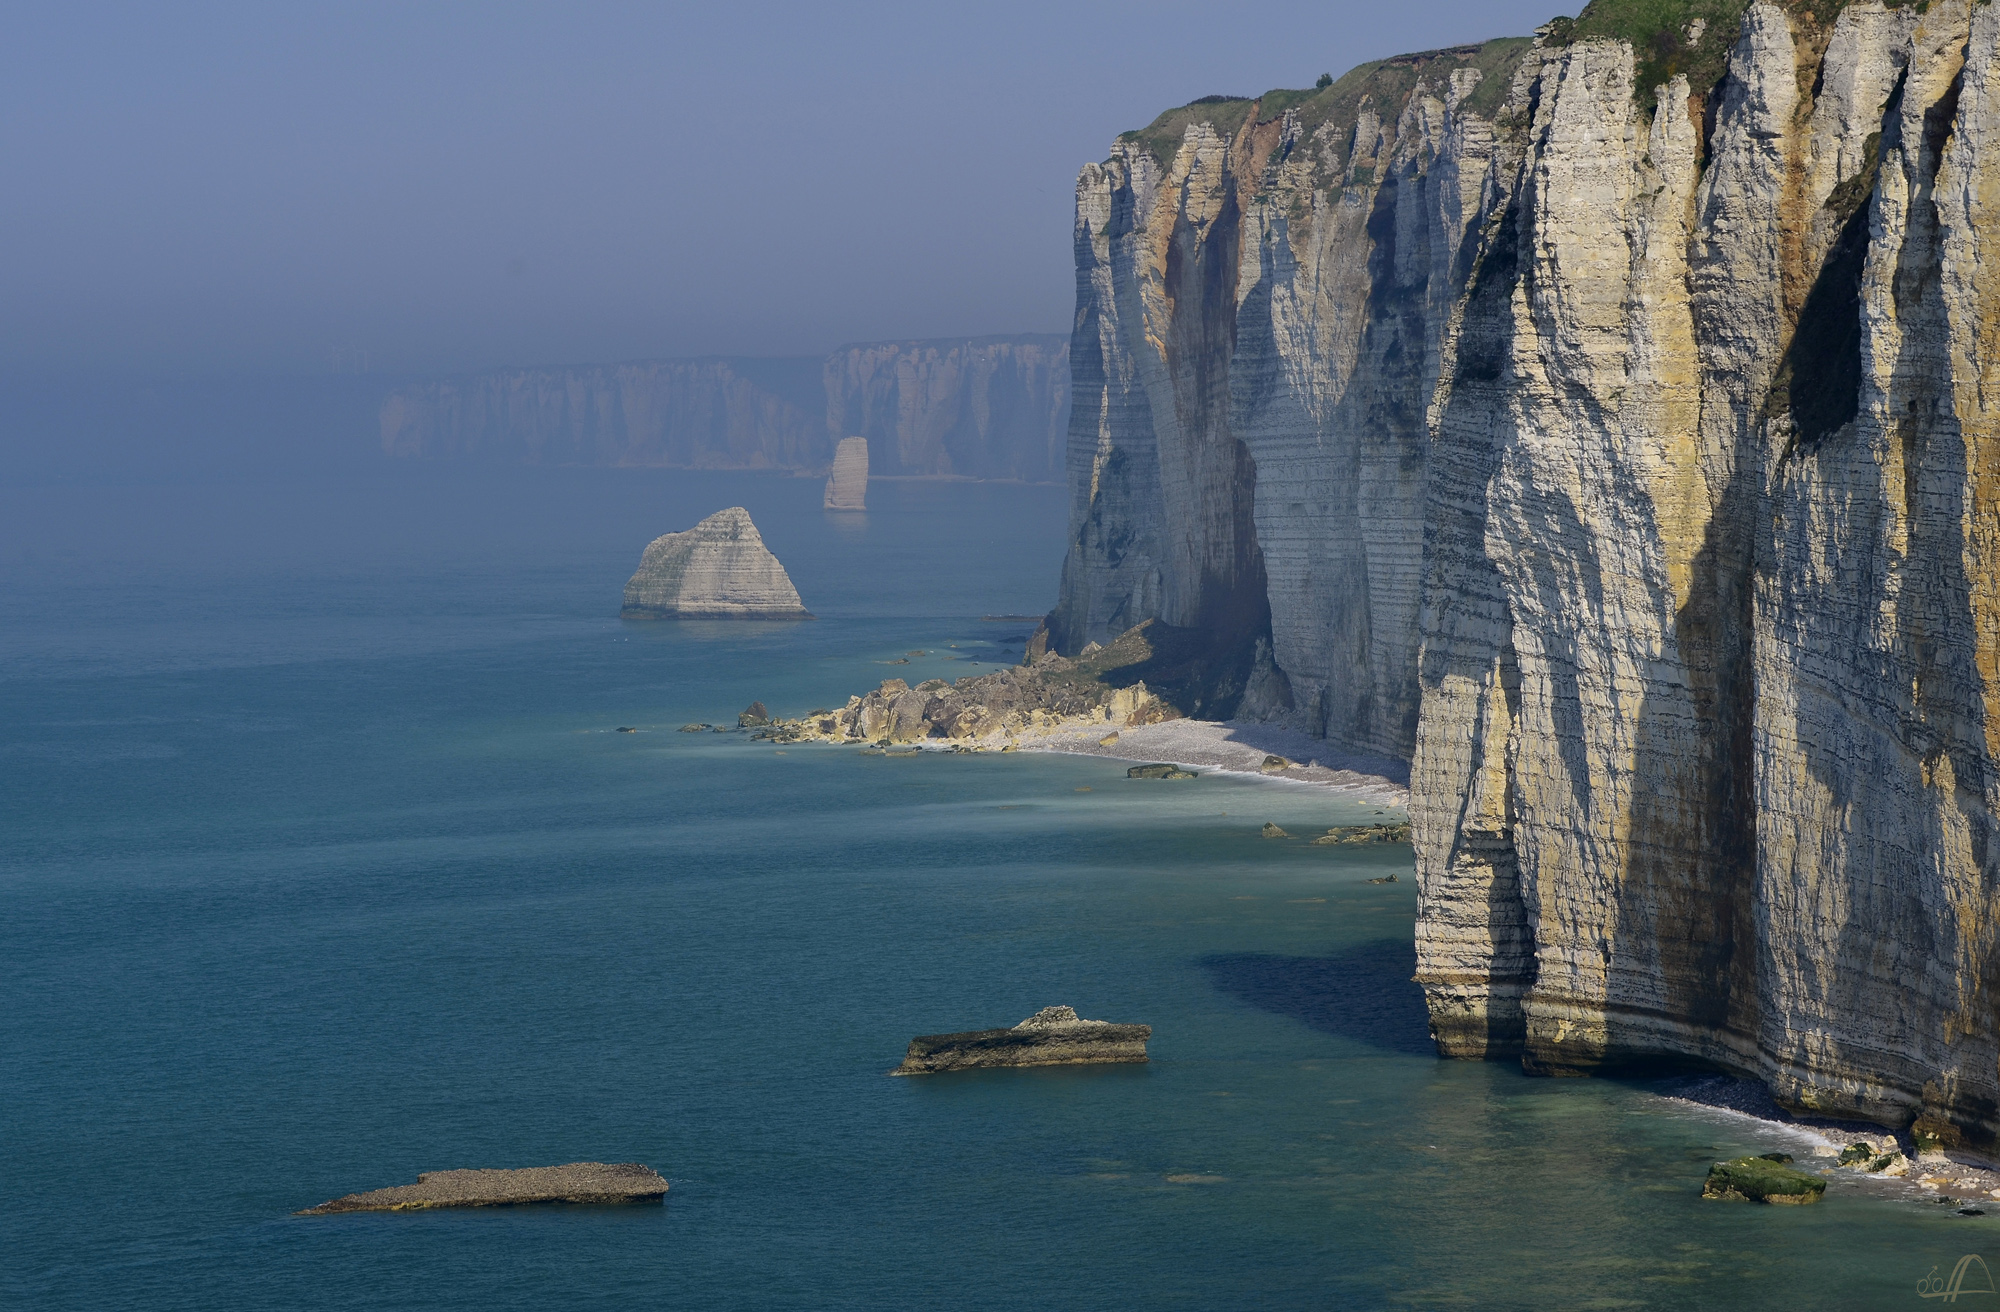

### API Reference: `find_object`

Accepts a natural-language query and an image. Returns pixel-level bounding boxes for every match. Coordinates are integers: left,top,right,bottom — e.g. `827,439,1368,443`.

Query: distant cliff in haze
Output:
380,335,1070,481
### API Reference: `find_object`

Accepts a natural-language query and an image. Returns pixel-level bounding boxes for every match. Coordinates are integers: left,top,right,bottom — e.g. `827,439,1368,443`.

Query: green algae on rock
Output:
892,1006,1151,1075
1701,1154,1827,1204
1313,823,1412,845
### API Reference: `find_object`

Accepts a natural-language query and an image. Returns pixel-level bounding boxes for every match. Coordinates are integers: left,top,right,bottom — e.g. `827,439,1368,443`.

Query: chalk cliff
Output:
824,335,1071,480
620,507,812,619
381,337,1069,481
381,357,826,468
1054,1,2000,1151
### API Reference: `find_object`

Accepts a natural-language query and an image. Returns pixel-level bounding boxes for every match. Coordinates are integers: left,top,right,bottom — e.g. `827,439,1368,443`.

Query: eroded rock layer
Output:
1054,1,2000,1150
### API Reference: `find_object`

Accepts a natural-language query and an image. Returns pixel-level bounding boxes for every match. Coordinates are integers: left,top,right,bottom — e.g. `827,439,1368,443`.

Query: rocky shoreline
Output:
742,621,1410,804
1656,1075,2000,1212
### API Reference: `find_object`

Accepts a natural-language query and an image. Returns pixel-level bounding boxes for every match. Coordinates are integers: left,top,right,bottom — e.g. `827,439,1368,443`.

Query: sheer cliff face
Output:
1755,3,2000,1143
380,338,1069,480
1052,45,1527,742
1062,2,2000,1150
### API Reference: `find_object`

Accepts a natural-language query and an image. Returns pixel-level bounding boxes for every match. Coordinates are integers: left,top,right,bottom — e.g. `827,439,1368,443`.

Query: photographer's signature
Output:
1920,1256,1997,1301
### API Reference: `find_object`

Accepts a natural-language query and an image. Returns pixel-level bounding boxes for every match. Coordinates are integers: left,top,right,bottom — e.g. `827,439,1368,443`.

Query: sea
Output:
1,465,1989,1309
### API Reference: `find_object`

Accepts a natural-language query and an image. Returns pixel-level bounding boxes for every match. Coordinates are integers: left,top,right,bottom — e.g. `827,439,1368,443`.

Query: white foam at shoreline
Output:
1000,718,1409,807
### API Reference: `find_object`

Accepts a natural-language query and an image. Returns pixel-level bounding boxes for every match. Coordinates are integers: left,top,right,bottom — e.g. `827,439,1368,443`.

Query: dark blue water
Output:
1,469,1986,1309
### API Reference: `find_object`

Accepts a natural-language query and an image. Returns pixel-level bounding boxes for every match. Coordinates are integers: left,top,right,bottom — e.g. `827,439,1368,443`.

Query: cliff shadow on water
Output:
1201,939,1434,1057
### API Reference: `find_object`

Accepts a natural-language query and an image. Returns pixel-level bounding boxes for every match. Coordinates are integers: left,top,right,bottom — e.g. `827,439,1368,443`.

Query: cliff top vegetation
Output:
1555,0,1939,102
1118,0,1924,171
1116,37,1530,172
1548,0,1751,102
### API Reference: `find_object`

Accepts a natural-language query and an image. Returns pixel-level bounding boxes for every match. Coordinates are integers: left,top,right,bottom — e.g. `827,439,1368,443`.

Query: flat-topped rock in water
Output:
620,507,812,619
299,1162,668,1214
892,1004,1150,1075
823,436,868,510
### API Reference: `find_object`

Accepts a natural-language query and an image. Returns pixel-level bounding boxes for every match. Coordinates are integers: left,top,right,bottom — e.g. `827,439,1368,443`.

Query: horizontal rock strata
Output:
1046,0,2000,1151
892,1006,1151,1074
299,1163,668,1214
620,507,812,619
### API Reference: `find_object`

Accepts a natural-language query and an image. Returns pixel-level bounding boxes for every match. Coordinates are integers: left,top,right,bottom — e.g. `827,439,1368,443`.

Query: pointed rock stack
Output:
620,507,813,619
823,437,868,510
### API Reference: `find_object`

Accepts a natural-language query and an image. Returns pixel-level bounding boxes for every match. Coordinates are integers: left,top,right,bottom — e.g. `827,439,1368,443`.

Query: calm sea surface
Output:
0,468,1987,1309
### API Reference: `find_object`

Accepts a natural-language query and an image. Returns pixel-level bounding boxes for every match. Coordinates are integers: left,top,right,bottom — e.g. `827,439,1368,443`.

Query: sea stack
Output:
620,507,813,619
298,1162,669,1214
823,436,868,510
892,1005,1150,1074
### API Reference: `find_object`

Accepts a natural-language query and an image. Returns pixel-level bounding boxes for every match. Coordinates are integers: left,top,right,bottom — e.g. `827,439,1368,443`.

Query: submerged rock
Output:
1701,1154,1826,1205
299,1162,668,1214
1312,822,1413,845
823,436,868,510
892,1005,1151,1075
620,508,812,619
1129,763,1197,780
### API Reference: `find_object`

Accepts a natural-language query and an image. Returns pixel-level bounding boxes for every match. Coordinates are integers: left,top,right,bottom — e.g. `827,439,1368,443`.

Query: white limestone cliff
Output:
380,337,1069,481
1055,2,2000,1152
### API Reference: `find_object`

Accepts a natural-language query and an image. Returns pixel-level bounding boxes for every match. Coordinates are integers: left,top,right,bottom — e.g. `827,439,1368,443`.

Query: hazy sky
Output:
4,1,1561,379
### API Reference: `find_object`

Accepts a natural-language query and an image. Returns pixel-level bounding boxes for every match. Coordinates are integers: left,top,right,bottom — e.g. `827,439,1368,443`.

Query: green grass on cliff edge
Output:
1117,37,1530,174
1555,0,1893,101
1116,0,1899,169
1550,0,1750,102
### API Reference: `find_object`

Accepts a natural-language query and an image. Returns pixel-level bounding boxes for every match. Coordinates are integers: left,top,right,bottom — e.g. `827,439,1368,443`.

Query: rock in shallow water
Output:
1701,1154,1825,1205
1128,763,1197,780
892,1005,1151,1074
298,1162,669,1214
823,437,868,510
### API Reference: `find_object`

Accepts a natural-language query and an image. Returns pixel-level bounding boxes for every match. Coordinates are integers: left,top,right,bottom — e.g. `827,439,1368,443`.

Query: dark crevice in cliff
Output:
1154,142,1275,721
1773,156,1873,451
1611,460,1763,1076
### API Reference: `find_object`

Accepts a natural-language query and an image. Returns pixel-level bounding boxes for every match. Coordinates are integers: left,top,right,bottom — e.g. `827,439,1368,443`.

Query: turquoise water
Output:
2,469,1991,1309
